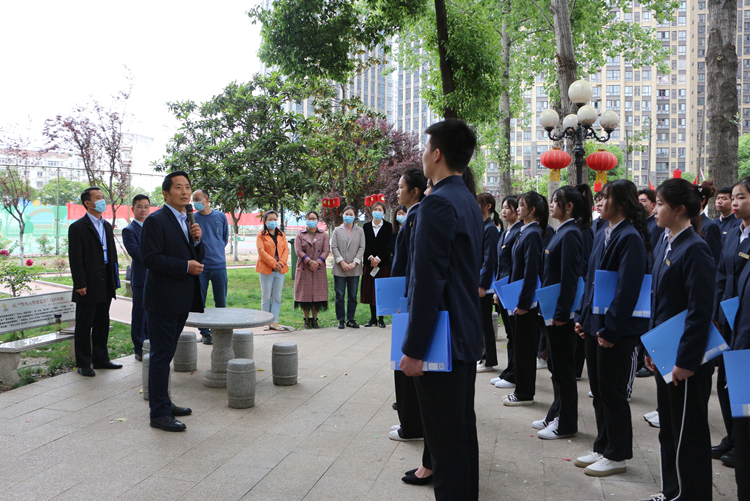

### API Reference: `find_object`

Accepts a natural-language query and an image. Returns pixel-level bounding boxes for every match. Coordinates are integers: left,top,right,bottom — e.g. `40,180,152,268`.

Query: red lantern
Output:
332,197,340,208
594,181,602,193
540,148,571,182
365,196,372,207
586,149,618,186
673,168,682,179
322,198,331,208
376,194,385,203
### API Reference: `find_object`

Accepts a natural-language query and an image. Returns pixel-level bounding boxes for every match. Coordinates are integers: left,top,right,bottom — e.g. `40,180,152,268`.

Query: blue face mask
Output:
194,202,205,211
306,220,318,229
266,221,278,230
343,215,355,225
396,214,407,225
372,211,384,220
93,200,106,213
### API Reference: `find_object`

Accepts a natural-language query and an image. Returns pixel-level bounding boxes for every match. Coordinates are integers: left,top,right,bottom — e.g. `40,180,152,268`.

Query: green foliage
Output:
35,234,53,255
0,253,42,297
149,186,165,207
739,134,750,179
37,178,87,205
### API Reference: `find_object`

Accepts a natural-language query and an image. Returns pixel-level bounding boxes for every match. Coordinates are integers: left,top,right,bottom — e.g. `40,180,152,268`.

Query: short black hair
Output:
81,186,102,204
718,185,733,196
132,194,150,206
162,170,191,192
638,188,656,204
424,119,476,173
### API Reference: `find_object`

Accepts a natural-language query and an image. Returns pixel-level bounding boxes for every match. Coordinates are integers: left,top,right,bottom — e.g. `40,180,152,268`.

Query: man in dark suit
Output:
141,171,204,432
122,194,151,361
68,187,121,376
400,120,484,500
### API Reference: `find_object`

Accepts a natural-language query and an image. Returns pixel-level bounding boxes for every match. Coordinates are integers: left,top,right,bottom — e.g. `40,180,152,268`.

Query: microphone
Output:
185,204,200,241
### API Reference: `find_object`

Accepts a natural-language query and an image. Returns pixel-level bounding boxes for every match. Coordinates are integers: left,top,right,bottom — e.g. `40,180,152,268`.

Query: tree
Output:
149,186,165,207
371,119,423,205
38,178,88,205
707,0,739,214
739,133,750,179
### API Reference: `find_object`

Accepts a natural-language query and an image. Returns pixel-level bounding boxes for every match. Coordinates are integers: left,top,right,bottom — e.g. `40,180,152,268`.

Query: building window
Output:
606,85,620,95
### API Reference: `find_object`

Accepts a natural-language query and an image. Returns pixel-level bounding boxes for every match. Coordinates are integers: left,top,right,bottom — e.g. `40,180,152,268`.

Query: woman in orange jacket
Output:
256,210,289,330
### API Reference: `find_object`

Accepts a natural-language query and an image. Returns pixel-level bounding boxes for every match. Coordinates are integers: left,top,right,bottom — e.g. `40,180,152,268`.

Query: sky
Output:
0,0,264,174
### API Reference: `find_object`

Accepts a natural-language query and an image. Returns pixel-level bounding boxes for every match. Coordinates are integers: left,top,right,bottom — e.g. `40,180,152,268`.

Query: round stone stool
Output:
142,353,170,400
227,358,256,408
272,342,298,386
174,331,197,372
232,330,254,360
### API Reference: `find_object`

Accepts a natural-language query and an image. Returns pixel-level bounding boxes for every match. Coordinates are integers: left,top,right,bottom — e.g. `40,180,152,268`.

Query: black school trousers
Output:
480,295,498,367
394,371,423,439
513,307,539,401
499,308,516,382
544,320,579,435
734,417,750,500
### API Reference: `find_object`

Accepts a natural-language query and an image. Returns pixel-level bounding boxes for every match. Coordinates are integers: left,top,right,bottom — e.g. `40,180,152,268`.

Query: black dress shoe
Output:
170,404,192,417
392,402,398,411
636,367,655,378
134,353,143,362
150,415,186,432
93,362,122,369
404,468,418,476
402,471,433,485
721,448,736,468
712,442,732,460
346,320,360,329
338,320,345,329
364,319,377,327
378,319,386,328
77,367,95,377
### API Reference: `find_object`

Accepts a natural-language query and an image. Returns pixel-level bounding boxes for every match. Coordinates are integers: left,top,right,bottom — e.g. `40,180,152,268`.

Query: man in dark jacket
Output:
141,171,204,432
68,187,120,376
122,194,151,361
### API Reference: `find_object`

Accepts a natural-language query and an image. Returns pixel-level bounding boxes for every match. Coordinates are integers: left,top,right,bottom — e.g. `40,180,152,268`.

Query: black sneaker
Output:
202,335,213,345
338,320,345,329
636,367,654,378
346,320,360,329
721,448,736,468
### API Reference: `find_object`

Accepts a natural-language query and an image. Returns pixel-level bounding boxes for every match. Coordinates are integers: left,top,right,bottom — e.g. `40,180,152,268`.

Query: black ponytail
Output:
657,178,705,236
552,185,593,230
602,179,651,252
477,192,501,226
519,190,549,234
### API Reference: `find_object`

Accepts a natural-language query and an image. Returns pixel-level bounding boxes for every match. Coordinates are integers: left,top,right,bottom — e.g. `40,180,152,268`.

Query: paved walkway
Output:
0,286,740,500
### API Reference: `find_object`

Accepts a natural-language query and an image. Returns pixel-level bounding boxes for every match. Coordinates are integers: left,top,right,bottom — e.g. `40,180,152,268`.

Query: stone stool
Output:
232,330,254,360
492,312,499,341
227,358,256,408
174,331,197,372
142,353,170,400
272,342,298,386
142,339,151,358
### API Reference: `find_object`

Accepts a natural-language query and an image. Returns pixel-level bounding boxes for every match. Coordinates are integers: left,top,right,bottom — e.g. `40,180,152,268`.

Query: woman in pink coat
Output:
294,211,330,328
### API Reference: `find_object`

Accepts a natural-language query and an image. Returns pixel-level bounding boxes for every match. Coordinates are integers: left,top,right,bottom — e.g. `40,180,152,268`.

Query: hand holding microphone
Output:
185,204,201,242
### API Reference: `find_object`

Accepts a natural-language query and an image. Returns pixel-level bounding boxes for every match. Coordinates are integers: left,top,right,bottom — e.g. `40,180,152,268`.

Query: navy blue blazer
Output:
497,221,522,280
701,213,722,268
594,217,607,233
542,225,556,249
480,217,499,290
581,226,594,280
141,206,206,315
404,175,483,363
391,203,418,278
732,256,750,350
714,225,750,325
122,221,146,288
543,220,583,322
578,219,648,343
650,227,715,371
509,222,543,312
715,213,741,241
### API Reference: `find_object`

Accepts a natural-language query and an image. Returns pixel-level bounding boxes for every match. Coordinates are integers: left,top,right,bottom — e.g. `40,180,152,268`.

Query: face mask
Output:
396,215,407,225
306,220,318,229
93,200,106,213
266,221,278,230
343,215,355,225
194,202,205,211
372,211,384,220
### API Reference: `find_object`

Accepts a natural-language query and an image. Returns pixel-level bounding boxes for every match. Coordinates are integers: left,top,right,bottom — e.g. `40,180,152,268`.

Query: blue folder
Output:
399,297,409,314
723,350,750,418
721,297,740,331
499,277,541,316
485,272,497,294
640,309,730,383
375,277,406,316
390,312,452,372
491,277,509,308
537,277,585,326
592,271,652,318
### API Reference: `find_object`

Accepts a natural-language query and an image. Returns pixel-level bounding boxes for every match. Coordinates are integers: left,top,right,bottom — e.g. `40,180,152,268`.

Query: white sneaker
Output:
388,429,422,442
574,452,603,468
588,391,594,398
476,363,496,373
494,379,516,389
531,418,549,430
644,410,660,428
536,358,547,369
538,417,575,440
584,457,626,477
391,424,401,431
490,376,502,385
503,393,533,406
642,494,666,501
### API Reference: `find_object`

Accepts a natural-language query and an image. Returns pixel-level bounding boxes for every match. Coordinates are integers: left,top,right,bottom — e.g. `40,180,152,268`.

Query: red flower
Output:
0,249,8,256
25,259,33,266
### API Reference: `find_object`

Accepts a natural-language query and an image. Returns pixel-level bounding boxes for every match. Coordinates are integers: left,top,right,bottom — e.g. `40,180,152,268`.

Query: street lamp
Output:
539,79,619,185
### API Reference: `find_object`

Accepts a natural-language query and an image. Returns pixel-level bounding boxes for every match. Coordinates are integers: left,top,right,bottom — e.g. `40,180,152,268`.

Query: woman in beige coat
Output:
330,206,365,329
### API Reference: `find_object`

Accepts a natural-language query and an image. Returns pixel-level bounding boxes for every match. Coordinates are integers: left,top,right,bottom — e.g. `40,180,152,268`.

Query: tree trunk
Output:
498,0,513,199
707,0,738,218
549,0,581,186
18,219,25,265
434,0,458,119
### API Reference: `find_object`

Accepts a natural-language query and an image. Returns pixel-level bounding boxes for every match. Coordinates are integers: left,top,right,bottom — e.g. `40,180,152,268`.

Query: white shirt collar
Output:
166,203,186,220
558,218,575,229
604,218,625,241
406,202,420,216
520,221,538,233
86,212,103,227
667,225,691,245
134,219,144,227
740,223,750,243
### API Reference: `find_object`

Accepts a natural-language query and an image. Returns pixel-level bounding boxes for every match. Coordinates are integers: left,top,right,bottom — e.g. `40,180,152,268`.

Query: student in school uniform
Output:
697,180,722,266
574,179,649,477
641,178,716,501
637,188,659,378
502,190,547,406
536,222,556,370
492,196,522,389
712,177,750,467
532,185,590,439
574,185,596,379
730,183,750,498
477,193,501,373
715,185,742,240
593,191,608,233
389,168,427,444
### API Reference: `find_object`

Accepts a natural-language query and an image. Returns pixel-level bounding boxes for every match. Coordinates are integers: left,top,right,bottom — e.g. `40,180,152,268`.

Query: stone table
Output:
185,308,275,387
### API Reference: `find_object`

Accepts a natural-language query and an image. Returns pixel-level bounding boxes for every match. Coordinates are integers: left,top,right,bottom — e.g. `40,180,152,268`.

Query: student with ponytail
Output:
532,185,590,439
477,193,501,372
641,178,715,501
574,179,648,478
697,180,722,266
502,190,547,406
